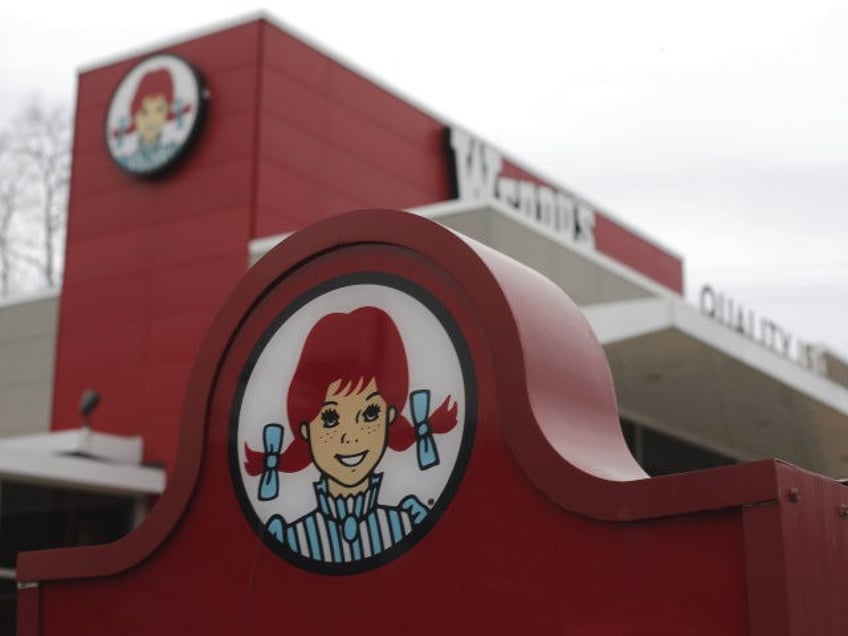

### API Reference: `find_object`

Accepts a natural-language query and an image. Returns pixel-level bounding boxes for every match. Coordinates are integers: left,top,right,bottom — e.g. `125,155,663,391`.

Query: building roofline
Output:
0,288,59,310
77,12,683,264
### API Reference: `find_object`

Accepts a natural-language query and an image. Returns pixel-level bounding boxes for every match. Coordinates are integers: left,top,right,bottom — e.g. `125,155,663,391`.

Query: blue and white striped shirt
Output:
119,140,178,173
265,473,428,563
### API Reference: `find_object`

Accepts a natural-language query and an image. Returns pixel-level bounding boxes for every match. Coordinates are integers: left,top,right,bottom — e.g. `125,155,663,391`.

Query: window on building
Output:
621,419,737,476
0,482,137,634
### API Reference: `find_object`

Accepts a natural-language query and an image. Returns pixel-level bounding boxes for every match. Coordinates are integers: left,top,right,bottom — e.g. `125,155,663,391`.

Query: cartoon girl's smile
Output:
335,451,368,467
300,378,397,497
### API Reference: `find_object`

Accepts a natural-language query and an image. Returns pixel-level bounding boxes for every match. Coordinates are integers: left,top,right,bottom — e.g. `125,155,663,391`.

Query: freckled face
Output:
134,94,169,143
300,378,396,489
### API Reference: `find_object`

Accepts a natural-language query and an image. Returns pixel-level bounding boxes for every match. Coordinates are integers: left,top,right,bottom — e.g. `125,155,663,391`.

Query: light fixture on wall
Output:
79,389,101,430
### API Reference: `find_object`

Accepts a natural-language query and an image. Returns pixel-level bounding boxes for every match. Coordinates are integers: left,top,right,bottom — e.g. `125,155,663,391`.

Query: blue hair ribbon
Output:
258,423,284,501
116,116,129,146
410,390,440,470
173,97,185,128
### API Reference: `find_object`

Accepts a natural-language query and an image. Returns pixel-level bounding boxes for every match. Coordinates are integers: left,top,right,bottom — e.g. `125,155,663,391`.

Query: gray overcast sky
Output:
2,1,847,357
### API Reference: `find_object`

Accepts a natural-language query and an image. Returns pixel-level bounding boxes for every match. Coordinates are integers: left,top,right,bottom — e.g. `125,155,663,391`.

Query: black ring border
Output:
227,271,478,576
103,52,209,180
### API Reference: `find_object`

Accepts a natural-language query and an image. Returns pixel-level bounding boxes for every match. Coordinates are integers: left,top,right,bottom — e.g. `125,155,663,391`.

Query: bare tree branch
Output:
0,132,24,297
0,97,71,297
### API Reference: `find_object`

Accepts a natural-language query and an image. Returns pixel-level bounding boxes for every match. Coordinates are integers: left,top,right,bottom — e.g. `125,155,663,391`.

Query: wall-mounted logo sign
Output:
105,53,208,178
446,127,595,248
230,273,476,574
699,285,827,375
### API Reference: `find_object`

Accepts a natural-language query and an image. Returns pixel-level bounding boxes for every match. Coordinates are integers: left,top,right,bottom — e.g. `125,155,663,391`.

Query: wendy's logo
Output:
229,274,476,574
105,53,207,177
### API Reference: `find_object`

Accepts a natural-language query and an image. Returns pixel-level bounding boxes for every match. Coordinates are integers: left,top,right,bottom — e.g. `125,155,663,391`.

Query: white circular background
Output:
105,54,202,165
235,283,468,525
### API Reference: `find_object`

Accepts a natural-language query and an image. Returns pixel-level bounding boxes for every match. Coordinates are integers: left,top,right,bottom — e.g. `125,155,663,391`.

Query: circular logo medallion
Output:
229,273,476,574
105,53,207,178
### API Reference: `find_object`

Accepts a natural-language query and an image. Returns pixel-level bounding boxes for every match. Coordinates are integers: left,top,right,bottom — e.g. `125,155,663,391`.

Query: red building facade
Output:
55,18,682,468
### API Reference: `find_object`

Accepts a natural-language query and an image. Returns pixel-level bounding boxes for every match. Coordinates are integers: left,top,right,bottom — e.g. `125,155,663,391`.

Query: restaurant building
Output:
1,13,847,633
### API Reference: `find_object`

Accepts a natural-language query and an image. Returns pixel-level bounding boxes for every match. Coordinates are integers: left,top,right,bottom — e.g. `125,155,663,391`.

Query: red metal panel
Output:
15,586,38,636
62,227,152,286
261,24,333,94
50,21,263,471
174,23,263,71
75,66,133,118
141,361,193,420
57,275,150,331
258,111,328,181
325,56,447,146
254,162,335,233
742,465,848,635
253,24,451,239
323,145,436,208
52,365,145,433
743,502,792,636
145,310,216,365
130,412,181,468
147,160,255,223
56,321,147,379
62,183,158,242
148,253,246,318
323,190,368,219
202,65,263,117
183,110,256,164
324,100,447,189
66,147,134,198
594,213,685,293
29,499,749,635
260,65,331,137
150,207,250,268
776,466,848,634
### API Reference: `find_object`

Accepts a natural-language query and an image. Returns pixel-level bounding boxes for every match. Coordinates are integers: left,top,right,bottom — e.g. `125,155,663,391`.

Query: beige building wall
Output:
824,351,848,390
0,292,58,438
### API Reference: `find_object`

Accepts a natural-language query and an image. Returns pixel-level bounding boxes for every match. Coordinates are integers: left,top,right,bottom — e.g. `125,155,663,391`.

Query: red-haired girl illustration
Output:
245,306,459,563
112,68,190,171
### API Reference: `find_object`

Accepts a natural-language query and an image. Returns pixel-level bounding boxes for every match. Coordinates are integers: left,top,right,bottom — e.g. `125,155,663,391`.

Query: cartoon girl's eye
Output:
321,408,340,428
362,403,381,423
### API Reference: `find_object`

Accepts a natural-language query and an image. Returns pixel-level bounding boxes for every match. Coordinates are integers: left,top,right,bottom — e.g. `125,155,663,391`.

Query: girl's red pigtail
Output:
387,413,416,452
429,395,459,433
243,443,266,476
243,428,313,475
279,433,313,472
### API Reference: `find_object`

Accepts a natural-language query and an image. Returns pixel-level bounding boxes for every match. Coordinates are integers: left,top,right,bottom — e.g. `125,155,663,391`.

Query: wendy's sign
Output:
231,274,475,573
105,54,207,177
446,127,596,248
17,210,848,635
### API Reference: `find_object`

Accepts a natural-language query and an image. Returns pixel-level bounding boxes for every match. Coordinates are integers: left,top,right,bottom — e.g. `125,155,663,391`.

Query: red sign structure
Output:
105,54,207,178
17,209,848,635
